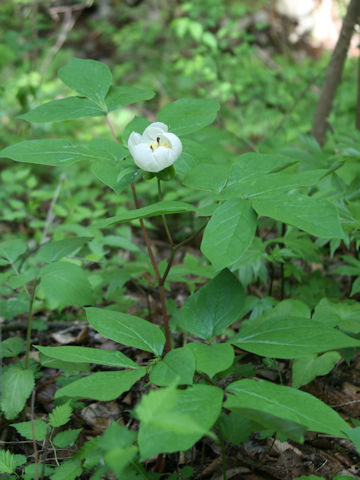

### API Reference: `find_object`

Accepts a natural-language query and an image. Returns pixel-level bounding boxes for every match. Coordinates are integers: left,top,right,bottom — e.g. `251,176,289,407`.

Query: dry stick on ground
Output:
311,0,360,146
40,0,93,77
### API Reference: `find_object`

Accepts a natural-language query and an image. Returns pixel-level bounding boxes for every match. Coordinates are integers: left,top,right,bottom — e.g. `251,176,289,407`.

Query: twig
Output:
40,0,93,76
25,279,39,370
161,223,207,285
157,178,174,246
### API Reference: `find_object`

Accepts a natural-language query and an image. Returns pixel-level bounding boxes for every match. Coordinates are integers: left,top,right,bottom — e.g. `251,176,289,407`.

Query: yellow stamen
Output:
149,139,172,151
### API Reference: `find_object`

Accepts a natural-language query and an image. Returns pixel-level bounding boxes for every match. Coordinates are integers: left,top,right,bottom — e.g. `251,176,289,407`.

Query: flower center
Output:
149,136,172,152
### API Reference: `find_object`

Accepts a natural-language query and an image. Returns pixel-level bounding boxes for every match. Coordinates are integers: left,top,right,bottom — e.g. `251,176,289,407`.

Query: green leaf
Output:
0,239,26,265
292,352,341,388
55,368,146,401
150,347,195,386
251,194,344,239
313,298,360,333
224,169,327,198
0,449,24,474
122,116,151,142
37,237,91,263
137,384,223,460
182,163,230,192
86,308,165,356
11,420,48,441
50,459,82,480
185,343,234,378
1,337,24,357
49,402,72,428
59,58,112,107
40,261,94,306
91,159,138,194
95,200,196,228
201,198,257,270
1,140,92,167
158,98,220,136
231,316,360,358
105,86,155,111
218,411,254,445
19,97,104,123
345,427,360,454
0,366,34,419
225,379,349,438
35,345,138,369
104,445,138,476
177,269,245,340
53,429,82,448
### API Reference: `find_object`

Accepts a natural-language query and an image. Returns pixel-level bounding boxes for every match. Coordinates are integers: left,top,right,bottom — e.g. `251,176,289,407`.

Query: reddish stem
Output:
106,115,172,353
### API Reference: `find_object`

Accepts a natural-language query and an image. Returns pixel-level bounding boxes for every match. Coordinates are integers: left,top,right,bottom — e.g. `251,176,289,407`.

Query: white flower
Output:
127,122,182,173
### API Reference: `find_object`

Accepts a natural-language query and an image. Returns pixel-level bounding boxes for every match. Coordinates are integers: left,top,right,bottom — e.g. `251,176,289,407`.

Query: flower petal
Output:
142,122,168,141
163,132,182,160
131,144,156,171
128,132,143,153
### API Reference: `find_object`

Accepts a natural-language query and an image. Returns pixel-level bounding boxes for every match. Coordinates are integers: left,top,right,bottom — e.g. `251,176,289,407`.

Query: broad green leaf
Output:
36,345,138,369
122,116,151,142
225,379,349,438
158,98,220,136
0,366,34,419
19,97,104,123
313,298,360,333
177,269,245,339
183,163,230,192
88,138,128,159
1,337,24,357
49,402,72,428
39,352,90,372
231,316,360,358
201,198,257,270
40,261,94,306
86,307,165,356
345,427,360,454
150,347,195,386
226,153,296,187
292,352,341,388
224,169,327,198
50,459,82,480
104,445,138,476
185,342,234,378
218,411,254,445
105,86,155,111
252,194,344,239
1,140,94,167
95,200,196,228
137,384,223,460
37,237,91,263
11,420,48,441
59,58,112,107
98,422,137,450
55,368,146,401
91,159,138,194
0,239,26,265
53,429,82,448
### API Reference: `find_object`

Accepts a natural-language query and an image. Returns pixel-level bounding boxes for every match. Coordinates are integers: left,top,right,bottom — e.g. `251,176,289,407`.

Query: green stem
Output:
25,279,39,370
157,178,174,246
